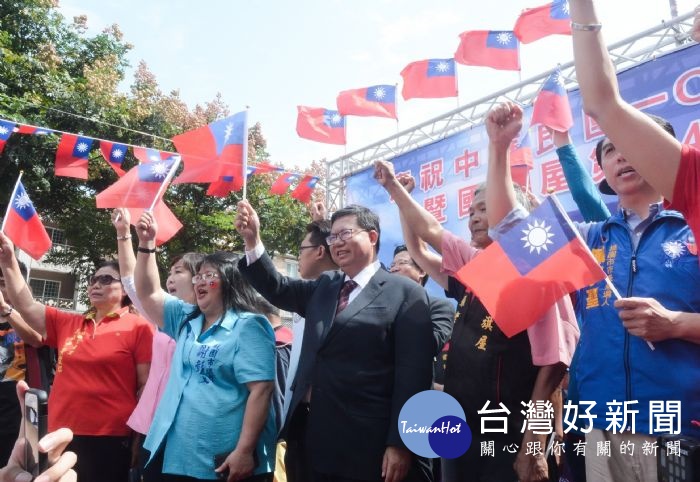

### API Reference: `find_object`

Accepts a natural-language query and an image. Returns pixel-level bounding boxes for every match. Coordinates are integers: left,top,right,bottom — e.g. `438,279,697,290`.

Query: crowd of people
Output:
1,1,700,481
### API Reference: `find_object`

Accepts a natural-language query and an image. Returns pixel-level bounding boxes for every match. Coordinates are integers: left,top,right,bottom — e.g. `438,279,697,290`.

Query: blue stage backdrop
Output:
345,43,700,295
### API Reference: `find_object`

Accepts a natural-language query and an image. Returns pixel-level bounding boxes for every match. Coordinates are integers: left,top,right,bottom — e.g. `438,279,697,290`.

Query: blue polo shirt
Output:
144,298,277,479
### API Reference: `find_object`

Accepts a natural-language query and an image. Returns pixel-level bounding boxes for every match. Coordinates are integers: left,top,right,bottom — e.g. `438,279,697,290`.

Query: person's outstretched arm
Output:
570,0,681,201
0,234,46,339
134,212,167,328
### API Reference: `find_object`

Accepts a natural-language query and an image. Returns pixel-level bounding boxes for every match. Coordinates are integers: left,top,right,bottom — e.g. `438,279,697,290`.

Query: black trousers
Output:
284,403,432,482
67,435,131,482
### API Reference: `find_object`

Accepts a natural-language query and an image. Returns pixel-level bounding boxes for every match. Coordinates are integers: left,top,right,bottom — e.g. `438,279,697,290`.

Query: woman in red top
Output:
0,232,153,482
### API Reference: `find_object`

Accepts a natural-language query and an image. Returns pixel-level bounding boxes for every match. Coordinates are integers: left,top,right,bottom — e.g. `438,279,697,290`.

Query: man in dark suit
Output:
236,201,434,482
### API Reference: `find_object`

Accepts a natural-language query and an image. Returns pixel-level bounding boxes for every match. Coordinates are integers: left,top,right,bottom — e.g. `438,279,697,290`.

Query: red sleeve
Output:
665,145,700,240
130,316,154,364
43,307,60,348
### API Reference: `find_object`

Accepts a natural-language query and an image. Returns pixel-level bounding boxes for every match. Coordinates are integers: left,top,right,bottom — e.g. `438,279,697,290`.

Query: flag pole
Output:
1,171,23,233
242,106,250,201
147,156,181,213
549,194,655,350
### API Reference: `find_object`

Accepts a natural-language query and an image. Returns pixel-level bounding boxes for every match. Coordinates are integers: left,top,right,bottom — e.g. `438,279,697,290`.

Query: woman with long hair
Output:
134,212,276,481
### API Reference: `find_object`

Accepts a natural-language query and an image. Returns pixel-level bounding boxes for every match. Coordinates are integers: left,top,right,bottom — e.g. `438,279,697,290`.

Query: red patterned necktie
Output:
335,279,358,315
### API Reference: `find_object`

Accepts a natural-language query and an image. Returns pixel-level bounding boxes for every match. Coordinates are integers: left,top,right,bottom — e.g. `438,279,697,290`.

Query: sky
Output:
57,0,697,171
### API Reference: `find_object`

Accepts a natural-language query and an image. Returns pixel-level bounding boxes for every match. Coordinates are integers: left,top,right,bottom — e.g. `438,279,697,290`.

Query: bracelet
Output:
0,306,13,318
137,246,157,254
571,22,602,32
117,235,132,241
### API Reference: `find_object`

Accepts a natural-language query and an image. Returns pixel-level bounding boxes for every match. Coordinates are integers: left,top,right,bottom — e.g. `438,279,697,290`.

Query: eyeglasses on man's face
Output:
389,259,413,269
191,271,220,284
89,274,121,286
298,245,319,251
326,228,369,246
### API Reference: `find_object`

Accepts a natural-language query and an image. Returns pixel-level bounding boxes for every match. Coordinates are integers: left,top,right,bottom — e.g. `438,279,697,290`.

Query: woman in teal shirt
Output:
134,211,276,481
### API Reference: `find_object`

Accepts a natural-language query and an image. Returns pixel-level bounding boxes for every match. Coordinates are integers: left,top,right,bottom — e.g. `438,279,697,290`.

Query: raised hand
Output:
485,102,524,151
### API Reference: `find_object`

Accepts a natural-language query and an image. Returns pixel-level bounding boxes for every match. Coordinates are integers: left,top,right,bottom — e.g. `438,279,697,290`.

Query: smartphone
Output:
24,388,49,477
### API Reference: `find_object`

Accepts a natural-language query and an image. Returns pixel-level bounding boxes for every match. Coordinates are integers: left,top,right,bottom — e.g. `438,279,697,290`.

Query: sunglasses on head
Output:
89,274,121,286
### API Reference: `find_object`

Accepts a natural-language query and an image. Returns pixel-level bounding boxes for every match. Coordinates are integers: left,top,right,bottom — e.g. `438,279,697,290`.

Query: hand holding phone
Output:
24,388,49,476
213,449,259,480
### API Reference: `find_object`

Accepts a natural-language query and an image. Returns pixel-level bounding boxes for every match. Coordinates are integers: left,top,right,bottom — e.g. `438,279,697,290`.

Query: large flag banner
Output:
296,107,346,145
455,31,521,71
99,141,128,176
55,133,94,179
337,85,397,119
514,0,572,44
454,196,605,336
96,158,178,208
133,147,173,164
0,120,15,155
172,111,247,183
127,200,182,246
531,69,574,132
3,181,52,260
400,59,457,100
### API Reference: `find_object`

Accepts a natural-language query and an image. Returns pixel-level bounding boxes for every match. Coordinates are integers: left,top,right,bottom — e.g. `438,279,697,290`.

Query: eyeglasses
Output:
389,260,413,269
89,274,121,286
326,229,369,245
191,272,220,284
299,245,319,251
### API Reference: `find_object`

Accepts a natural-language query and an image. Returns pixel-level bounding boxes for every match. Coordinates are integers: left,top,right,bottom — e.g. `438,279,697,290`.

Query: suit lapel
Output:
322,270,386,346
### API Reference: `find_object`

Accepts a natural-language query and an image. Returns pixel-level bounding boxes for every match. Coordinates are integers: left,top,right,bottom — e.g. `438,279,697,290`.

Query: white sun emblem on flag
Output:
0,126,9,136
435,61,450,73
330,113,342,125
112,148,124,159
521,220,555,254
662,240,686,259
553,73,566,88
223,122,234,144
561,1,570,15
76,142,89,153
373,87,386,100
14,192,32,210
496,32,513,45
151,162,169,178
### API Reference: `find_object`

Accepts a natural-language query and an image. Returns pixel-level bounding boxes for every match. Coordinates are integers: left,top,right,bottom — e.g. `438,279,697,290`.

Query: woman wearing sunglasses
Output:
0,232,154,482
134,211,276,482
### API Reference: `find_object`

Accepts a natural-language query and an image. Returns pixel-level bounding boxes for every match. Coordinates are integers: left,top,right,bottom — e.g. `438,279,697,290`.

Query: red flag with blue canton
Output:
455,31,521,71
127,200,182,246
514,0,571,44
172,111,247,183
454,196,605,337
337,85,397,119
95,158,178,208
0,120,16,155
15,124,52,135
296,107,346,145
133,147,174,164
400,59,457,100
510,130,534,188
531,69,573,132
206,166,256,197
249,162,281,176
270,172,298,195
99,141,128,176
290,175,319,204
3,181,52,260
55,133,94,179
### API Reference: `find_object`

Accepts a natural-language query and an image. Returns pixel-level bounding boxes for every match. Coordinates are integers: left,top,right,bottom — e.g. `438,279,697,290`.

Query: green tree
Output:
0,0,321,284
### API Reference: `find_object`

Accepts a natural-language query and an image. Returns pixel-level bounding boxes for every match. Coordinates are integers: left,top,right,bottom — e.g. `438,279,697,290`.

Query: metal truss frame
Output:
324,10,697,211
